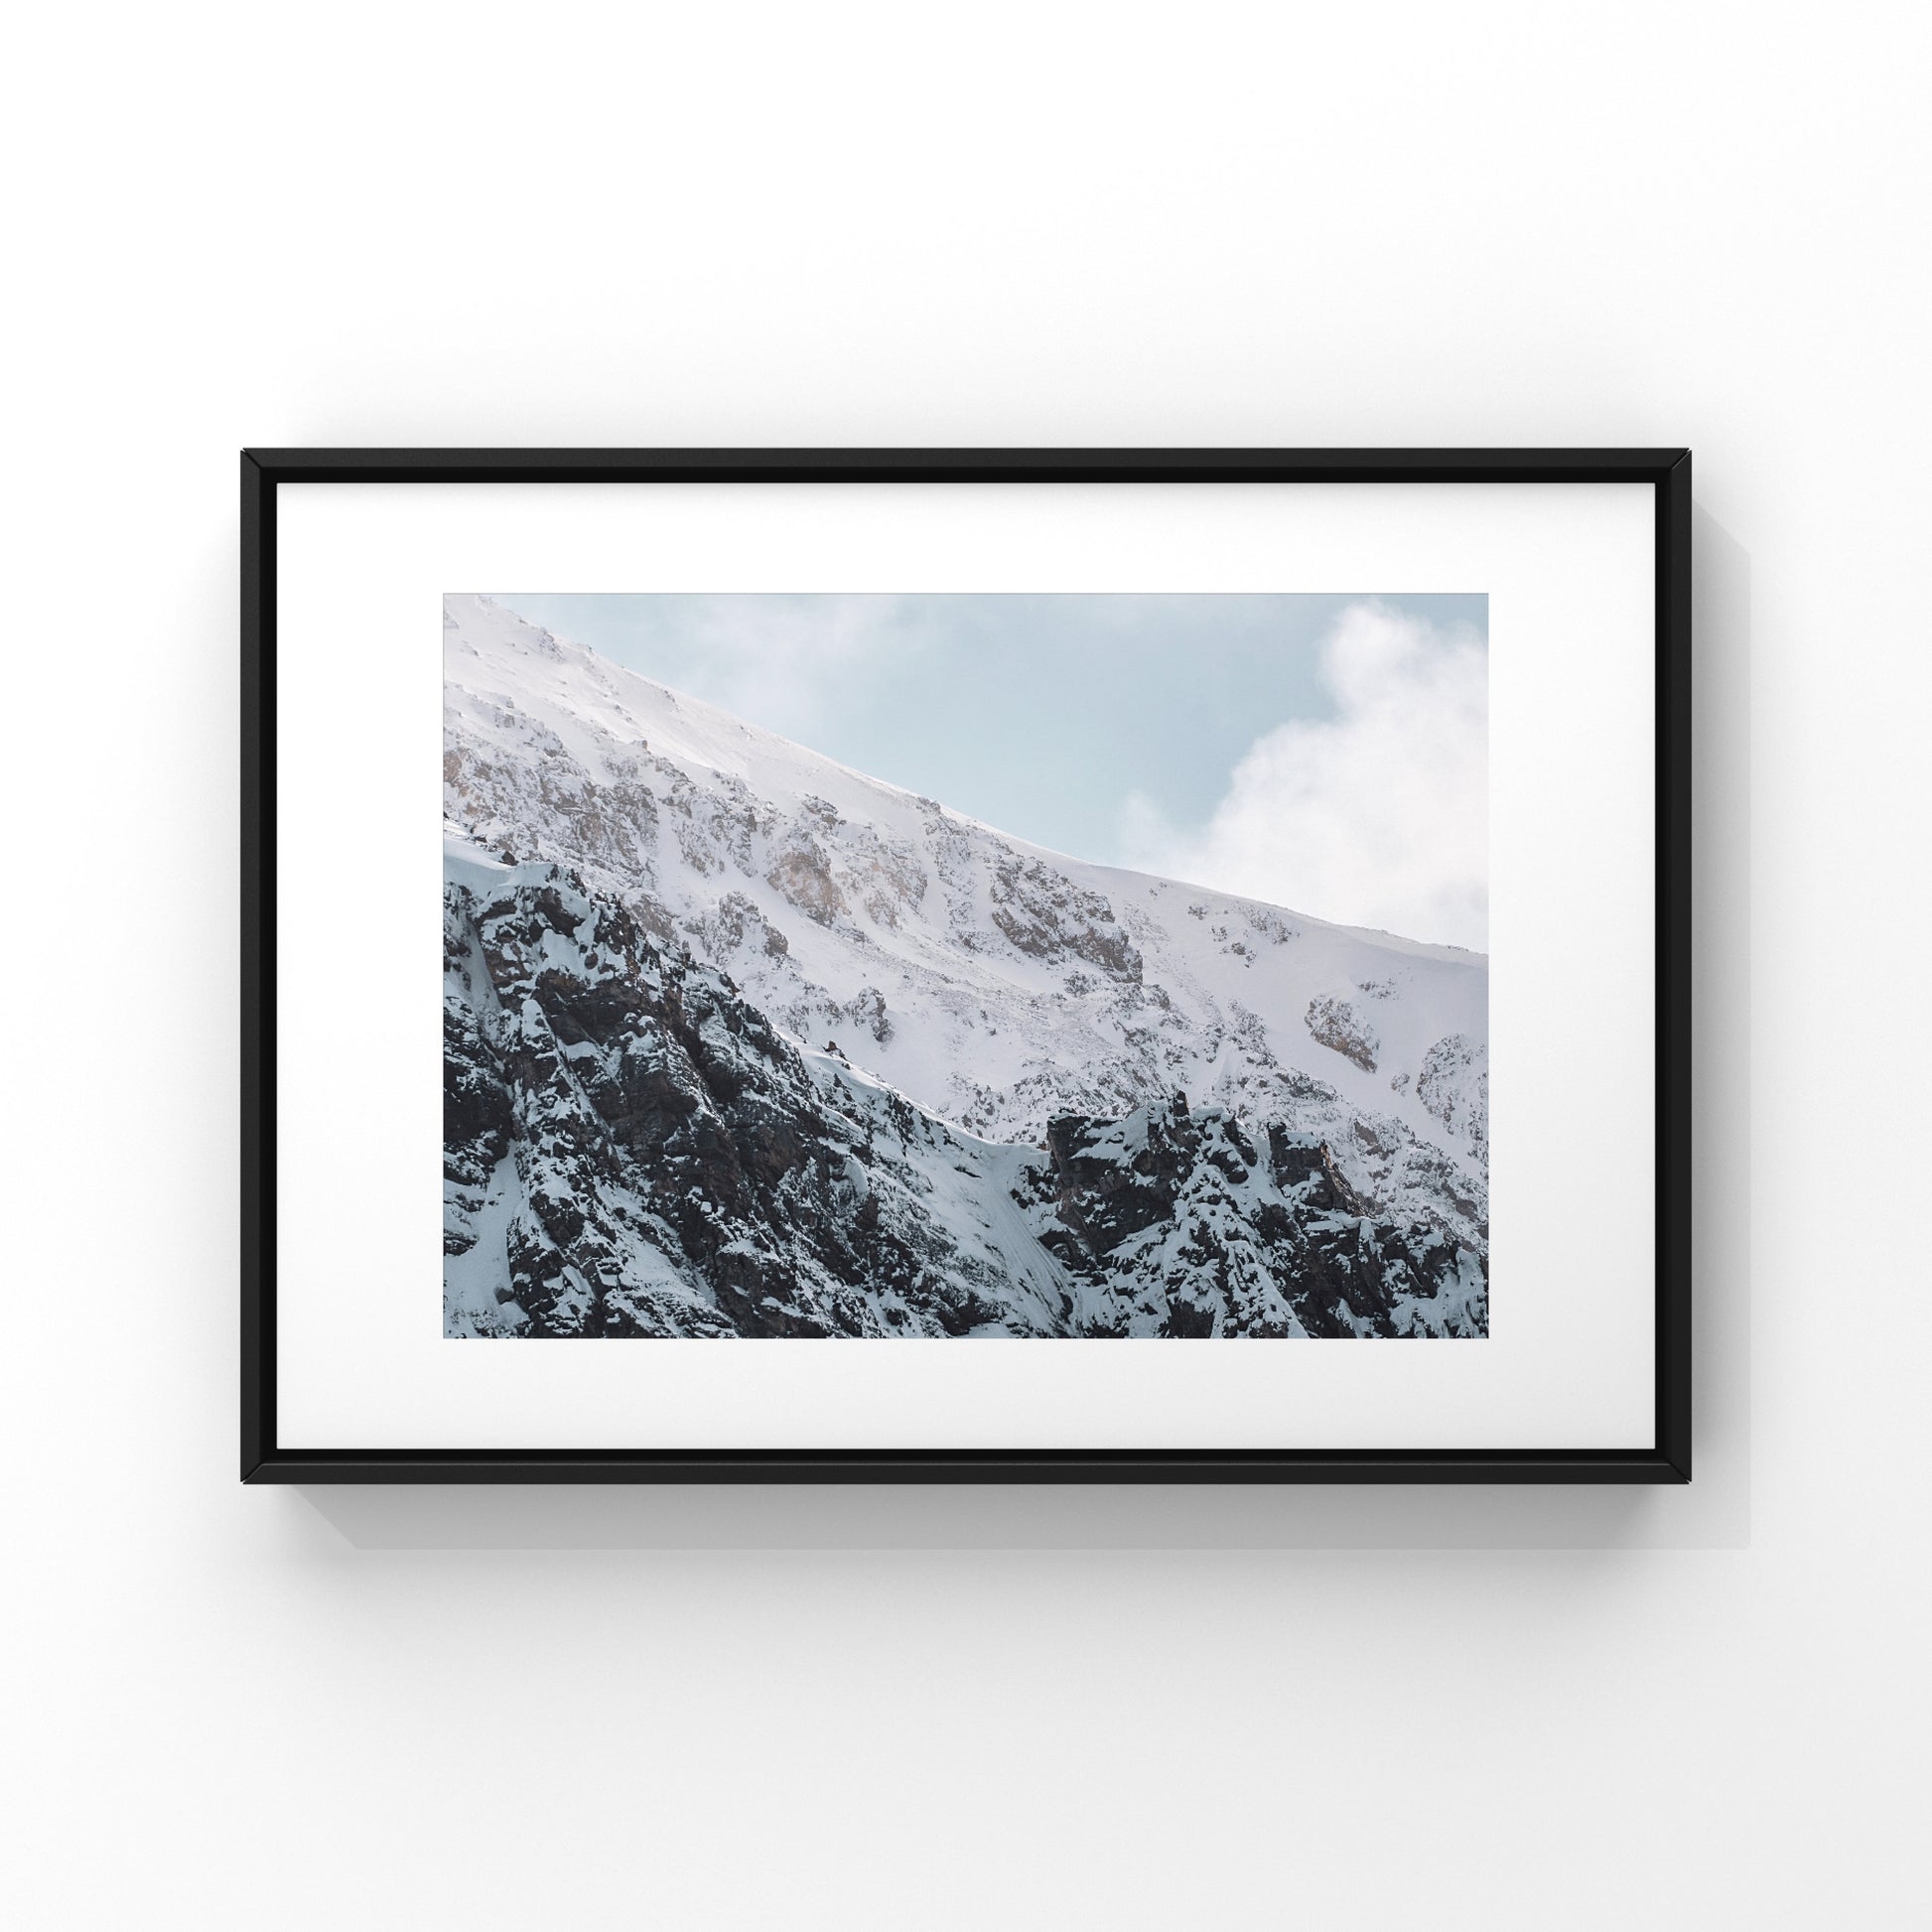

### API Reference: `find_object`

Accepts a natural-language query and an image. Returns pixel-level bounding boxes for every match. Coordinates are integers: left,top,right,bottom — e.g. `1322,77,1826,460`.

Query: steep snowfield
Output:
443,594,1489,1254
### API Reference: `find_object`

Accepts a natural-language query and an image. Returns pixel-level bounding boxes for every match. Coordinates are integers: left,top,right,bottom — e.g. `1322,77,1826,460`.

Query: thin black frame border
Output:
240,448,1692,1484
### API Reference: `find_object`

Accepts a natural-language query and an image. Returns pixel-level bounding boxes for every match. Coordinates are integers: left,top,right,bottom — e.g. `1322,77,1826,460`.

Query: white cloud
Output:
1120,601,1487,950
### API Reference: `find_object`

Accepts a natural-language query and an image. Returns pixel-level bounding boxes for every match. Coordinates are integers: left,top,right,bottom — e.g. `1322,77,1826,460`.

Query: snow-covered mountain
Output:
442,593,1490,1338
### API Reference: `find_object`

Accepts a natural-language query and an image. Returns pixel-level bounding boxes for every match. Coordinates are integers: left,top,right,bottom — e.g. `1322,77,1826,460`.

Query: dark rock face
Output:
445,864,1487,1339
445,865,984,1337
1018,1099,1485,1338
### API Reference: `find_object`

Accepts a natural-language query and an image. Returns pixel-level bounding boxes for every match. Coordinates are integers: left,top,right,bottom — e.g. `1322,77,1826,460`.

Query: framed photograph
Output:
241,449,1690,1482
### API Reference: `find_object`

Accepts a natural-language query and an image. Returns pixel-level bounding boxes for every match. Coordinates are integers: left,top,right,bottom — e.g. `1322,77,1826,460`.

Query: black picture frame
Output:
241,447,1692,1484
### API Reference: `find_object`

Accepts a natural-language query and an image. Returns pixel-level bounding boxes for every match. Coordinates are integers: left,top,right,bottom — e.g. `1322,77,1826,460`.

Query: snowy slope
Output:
443,593,1488,1249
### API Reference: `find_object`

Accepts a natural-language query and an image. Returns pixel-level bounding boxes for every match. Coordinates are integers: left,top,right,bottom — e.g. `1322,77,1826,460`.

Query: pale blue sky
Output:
492,593,1487,885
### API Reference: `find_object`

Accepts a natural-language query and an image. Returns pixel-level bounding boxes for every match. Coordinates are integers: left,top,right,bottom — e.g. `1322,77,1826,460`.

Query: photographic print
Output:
442,591,1489,1340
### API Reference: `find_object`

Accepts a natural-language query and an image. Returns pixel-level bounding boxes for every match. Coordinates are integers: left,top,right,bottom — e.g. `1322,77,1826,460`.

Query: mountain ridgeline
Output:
442,595,1490,1339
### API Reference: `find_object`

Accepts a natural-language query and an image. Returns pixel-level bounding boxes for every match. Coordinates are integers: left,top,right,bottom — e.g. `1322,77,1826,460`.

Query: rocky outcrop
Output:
986,854,1142,983
1018,1097,1485,1337
1305,994,1380,1072
764,839,846,925
1418,1033,1489,1158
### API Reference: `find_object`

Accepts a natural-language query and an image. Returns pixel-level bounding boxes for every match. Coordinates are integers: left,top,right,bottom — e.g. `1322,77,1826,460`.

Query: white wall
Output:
4,4,1924,1926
